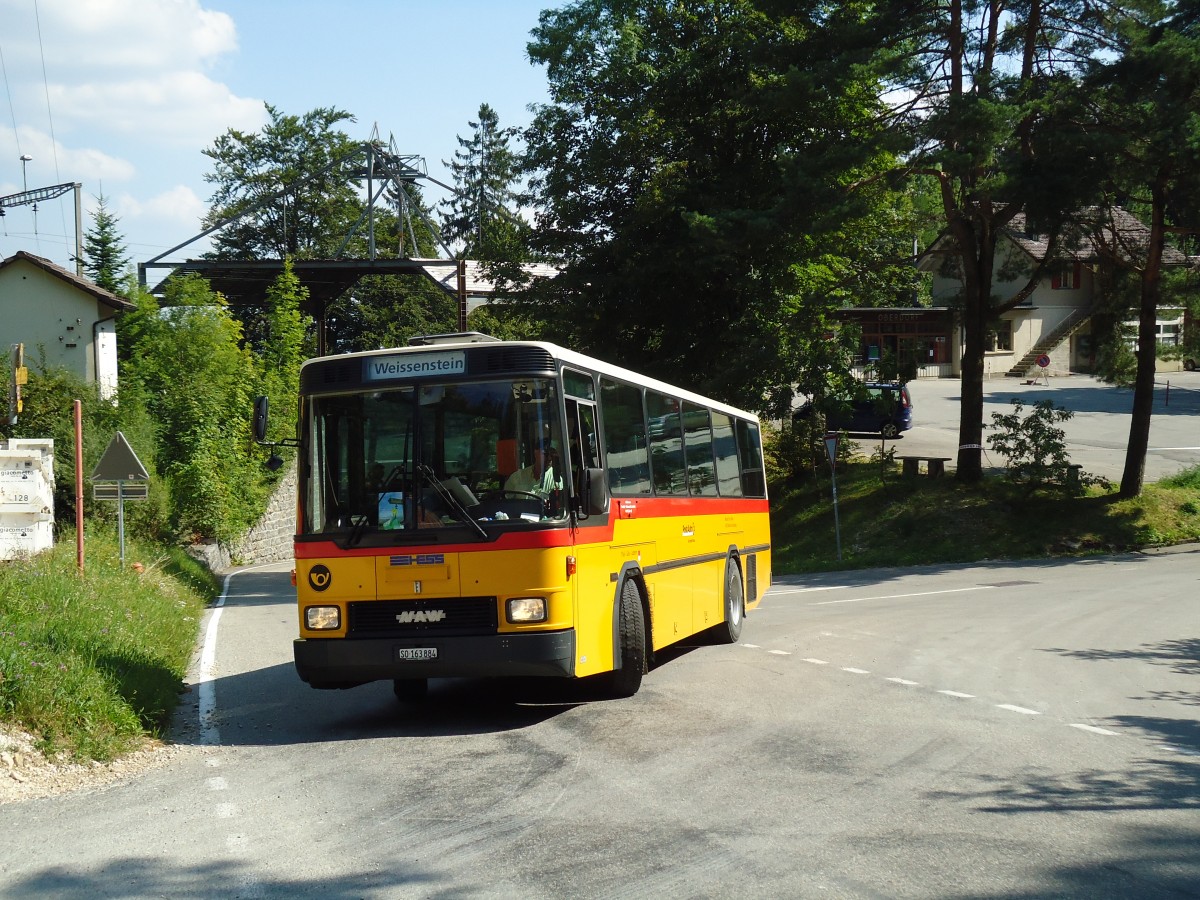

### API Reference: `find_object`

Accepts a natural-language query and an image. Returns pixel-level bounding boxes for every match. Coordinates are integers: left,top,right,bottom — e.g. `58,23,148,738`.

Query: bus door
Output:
564,376,616,676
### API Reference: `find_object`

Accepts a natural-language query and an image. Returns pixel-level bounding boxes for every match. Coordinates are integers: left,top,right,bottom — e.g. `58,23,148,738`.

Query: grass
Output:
0,525,219,761
770,457,1200,573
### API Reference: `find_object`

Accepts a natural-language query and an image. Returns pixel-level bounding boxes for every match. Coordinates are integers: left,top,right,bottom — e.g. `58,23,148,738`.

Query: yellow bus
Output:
265,333,771,699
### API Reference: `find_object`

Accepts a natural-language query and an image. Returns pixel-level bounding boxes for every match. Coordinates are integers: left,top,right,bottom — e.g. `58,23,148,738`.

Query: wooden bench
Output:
898,456,951,478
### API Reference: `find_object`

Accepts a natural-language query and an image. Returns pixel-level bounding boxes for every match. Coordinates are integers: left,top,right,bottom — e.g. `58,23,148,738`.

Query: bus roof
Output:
300,336,760,422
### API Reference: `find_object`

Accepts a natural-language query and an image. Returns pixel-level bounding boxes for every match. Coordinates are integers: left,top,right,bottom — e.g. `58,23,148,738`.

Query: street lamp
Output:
19,154,31,191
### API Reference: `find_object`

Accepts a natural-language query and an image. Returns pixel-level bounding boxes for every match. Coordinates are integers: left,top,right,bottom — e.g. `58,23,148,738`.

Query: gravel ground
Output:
0,724,189,804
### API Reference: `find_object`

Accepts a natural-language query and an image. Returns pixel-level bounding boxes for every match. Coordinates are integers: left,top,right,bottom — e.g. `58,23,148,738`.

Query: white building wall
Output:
0,260,108,382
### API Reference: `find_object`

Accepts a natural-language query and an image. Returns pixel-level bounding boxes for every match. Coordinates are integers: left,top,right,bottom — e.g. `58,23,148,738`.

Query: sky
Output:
0,0,552,277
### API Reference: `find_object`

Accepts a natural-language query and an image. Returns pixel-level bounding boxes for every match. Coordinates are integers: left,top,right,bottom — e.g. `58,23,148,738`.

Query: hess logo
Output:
308,565,332,592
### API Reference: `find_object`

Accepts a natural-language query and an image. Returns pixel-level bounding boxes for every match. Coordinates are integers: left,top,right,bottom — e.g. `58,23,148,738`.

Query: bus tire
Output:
711,557,744,644
606,579,647,698
393,677,428,702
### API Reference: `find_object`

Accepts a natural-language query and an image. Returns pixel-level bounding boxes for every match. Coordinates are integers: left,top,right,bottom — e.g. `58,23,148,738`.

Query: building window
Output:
1051,262,1082,290
986,321,1013,352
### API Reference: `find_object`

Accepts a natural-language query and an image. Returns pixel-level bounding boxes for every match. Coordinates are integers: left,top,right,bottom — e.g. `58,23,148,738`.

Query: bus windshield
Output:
301,377,568,541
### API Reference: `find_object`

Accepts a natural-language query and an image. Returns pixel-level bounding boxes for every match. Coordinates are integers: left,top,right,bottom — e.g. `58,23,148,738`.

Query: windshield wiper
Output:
416,464,491,541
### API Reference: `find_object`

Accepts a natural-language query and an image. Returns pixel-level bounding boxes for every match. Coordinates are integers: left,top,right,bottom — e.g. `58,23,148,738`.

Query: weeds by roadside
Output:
770,460,1200,573
0,527,218,761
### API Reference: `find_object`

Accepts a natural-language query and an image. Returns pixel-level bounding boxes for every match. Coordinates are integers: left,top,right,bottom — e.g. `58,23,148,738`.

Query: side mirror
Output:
586,467,609,515
253,396,269,443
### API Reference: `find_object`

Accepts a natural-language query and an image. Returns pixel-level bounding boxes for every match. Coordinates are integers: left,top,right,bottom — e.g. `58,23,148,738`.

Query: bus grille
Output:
346,597,498,637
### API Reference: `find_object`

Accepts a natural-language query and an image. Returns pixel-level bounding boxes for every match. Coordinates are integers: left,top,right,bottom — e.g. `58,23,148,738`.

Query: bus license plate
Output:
397,647,437,661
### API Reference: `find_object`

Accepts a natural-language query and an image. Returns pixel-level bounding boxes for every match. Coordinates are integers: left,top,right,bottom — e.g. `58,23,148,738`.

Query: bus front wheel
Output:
393,678,428,702
605,580,647,698
710,557,744,644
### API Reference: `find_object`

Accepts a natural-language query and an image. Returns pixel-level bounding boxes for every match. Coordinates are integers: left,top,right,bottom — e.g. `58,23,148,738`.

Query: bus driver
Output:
505,438,563,499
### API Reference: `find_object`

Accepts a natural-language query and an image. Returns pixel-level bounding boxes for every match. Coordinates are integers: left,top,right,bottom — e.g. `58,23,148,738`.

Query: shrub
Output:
987,398,1082,493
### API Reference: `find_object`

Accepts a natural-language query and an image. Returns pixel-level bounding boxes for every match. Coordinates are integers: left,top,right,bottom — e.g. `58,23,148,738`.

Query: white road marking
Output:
814,586,996,605
1160,744,1200,756
938,690,975,698
997,704,1041,715
886,677,920,685
802,658,829,665
842,667,871,674
767,649,791,656
216,802,238,818
207,777,229,791
1069,724,1119,736
741,643,761,649
769,586,851,595
198,563,280,748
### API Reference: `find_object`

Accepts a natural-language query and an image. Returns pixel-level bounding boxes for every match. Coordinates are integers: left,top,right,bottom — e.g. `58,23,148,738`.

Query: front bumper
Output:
294,629,576,688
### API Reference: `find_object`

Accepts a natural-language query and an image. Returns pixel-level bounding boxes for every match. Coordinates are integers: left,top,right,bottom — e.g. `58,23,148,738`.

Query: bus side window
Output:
600,377,652,495
682,402,717,496
736,419,766,497
566,398,603,513
712,412,742,497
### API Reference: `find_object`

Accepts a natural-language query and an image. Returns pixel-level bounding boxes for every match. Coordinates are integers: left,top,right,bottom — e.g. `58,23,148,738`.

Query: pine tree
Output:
83,195,131,294
440,104,523,259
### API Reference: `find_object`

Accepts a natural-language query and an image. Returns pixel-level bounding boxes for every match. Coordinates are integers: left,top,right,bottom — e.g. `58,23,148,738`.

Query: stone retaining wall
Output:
188,462,297,573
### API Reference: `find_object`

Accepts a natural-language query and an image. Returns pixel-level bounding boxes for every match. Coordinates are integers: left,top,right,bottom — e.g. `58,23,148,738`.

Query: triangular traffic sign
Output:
92,431,150,481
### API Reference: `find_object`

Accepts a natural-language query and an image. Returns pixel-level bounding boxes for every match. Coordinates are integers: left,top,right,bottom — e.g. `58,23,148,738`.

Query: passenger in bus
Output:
505,438,563,499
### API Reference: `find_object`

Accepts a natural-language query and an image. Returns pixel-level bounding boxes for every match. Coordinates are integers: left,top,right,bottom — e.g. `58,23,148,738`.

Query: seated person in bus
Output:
505,439,563,500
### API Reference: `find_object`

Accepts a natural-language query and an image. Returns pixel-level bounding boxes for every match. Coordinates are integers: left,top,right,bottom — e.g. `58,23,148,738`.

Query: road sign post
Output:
91,432,150,566
823,432,843,562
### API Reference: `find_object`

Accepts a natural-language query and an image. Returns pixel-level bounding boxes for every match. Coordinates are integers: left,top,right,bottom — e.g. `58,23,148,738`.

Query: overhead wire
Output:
0,34,20,241
34,0,71,259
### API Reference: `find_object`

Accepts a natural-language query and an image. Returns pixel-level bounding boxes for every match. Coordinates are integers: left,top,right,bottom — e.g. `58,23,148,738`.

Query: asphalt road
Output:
859,370,1200,483
2,554,1197,898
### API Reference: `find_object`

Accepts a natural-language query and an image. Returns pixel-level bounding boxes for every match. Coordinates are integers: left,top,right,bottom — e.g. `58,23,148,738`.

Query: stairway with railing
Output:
1005,308,1091,377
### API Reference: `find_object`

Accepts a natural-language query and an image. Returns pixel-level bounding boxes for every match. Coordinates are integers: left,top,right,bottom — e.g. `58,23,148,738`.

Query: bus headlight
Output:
305,606,340,630
506,597,547,623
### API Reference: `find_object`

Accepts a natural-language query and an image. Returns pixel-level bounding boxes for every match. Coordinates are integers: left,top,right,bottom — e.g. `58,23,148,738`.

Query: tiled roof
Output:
919,207,1190,268
0,250,135,311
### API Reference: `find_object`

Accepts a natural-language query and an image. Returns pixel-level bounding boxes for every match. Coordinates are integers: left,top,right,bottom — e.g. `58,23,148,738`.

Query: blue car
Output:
796,382,914,439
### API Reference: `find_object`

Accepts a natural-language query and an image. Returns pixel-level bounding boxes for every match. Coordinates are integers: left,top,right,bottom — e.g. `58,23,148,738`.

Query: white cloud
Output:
49,73,265,146
0,0,238,73
0,0,264,145
118,184,207,228
0,126,135,185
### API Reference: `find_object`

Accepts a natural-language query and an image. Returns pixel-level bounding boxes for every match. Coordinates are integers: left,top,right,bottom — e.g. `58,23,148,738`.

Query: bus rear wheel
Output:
710,557,744,644
605,579,647,698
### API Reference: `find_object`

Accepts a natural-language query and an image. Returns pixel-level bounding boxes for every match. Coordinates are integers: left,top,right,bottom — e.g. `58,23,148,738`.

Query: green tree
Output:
202,104,363,261
257,259,313,445
875,0,1108,482
123,275,268,543
325,274,458,353
440,104,526,261
521,0,910,408
82,194,131,294
1082,0,1200,496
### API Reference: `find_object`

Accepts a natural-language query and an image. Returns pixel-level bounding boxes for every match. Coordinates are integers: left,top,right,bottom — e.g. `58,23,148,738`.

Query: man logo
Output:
396,609,447,624
308,564,332,592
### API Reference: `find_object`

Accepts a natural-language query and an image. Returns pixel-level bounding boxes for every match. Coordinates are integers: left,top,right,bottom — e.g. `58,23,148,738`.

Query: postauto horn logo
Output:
308,564,332,592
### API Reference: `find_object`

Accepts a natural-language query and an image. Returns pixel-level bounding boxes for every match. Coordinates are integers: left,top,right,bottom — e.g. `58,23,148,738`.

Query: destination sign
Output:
365,351,466,381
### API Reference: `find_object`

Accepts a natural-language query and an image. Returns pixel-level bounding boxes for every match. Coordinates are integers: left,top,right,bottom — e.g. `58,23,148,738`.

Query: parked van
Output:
795,382,914,438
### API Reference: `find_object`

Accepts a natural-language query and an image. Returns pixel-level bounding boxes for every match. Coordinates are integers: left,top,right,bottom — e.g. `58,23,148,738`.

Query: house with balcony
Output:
916,208,1191,378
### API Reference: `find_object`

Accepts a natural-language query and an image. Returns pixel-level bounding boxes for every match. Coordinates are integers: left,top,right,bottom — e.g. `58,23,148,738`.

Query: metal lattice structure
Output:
137,128,470,349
